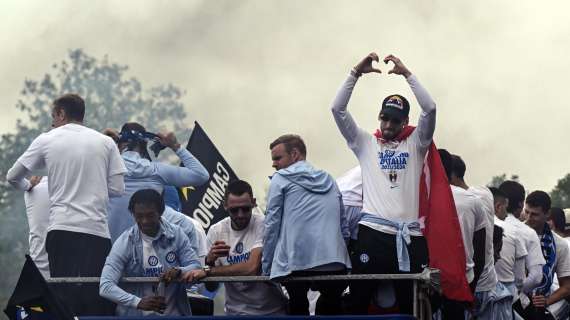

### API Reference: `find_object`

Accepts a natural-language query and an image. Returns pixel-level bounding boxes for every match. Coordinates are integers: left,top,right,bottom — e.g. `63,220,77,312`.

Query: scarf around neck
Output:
536,223,557,296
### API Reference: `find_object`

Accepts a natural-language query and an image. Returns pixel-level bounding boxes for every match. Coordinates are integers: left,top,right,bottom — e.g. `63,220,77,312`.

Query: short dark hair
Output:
499,180,525,213
128,189,165,214
549,207,566,232
224,180,253,204
269,134,307,157
53,94,85,122
437,149,453,181
451,155,466,179
489,187,507,203
525,190,551,213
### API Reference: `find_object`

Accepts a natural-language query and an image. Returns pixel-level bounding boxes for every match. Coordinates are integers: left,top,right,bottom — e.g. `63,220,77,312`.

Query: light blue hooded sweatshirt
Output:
262,160,351,279
99,219,201,316
162,206,201,261
107,149,209,242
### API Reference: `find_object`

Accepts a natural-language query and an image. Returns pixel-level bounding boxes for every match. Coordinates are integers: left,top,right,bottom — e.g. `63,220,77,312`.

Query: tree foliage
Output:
551,173,570,208
487,173,520,188
0,49,188,314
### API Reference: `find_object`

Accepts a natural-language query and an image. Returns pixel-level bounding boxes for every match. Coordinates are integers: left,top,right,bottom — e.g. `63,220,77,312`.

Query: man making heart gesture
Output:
331,52,468,316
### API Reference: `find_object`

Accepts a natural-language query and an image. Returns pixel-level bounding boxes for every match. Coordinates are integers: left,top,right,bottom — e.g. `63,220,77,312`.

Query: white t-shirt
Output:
206,213,286,315
505,214,546,287
336,166,362,207
494,217,528,283
141,232,179,316
17,123,127,238
356,132,428,236
24,177,50,278
451,186,487,283
469,186,498,292
549,232,570,279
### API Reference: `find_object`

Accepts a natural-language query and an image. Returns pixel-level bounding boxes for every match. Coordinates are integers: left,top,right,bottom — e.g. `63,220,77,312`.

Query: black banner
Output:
180,122,238,232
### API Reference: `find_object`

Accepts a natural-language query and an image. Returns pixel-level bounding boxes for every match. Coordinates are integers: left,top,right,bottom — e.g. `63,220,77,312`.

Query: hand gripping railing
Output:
46,268,441,319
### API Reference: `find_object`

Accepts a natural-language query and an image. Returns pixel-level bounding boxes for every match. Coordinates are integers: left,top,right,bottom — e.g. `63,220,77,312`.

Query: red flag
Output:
375,127,473,302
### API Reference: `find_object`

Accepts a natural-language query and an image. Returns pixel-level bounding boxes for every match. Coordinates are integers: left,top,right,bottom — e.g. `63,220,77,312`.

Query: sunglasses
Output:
379,114,403,126
228,206,253,214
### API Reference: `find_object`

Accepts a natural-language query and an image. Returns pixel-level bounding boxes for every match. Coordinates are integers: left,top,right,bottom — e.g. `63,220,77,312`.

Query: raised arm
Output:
155,132,209,187
331,53,380,149
384,55,436,148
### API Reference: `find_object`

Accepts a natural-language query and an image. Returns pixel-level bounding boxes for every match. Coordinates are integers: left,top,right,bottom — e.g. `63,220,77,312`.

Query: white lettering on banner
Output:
192,162,231,229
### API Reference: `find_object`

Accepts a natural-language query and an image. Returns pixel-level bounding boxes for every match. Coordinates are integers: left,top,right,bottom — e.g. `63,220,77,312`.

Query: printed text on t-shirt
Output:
378,150,410,170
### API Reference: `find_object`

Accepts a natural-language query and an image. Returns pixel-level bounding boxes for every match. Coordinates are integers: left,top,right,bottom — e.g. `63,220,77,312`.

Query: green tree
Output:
0,49,189,315
487,173,520,188
551,173,570,208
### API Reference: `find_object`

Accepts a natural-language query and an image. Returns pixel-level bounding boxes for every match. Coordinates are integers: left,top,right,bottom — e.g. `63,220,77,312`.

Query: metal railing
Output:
46,268,440,320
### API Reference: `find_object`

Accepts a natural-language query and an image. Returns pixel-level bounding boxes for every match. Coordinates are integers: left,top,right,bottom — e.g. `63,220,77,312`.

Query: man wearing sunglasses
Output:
331,52,437,314
193,180,287,316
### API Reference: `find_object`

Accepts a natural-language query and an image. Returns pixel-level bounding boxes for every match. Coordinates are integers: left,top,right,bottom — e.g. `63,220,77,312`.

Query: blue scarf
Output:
536,224,557,296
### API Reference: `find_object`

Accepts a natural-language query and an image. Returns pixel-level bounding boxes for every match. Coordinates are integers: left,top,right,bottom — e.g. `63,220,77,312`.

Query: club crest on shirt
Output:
360,253,370,264
235,242,244,254
148,255,159,266
166,251,176,263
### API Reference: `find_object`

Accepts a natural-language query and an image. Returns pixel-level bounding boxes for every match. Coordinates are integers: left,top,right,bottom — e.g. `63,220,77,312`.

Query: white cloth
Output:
15,123,126,238
207,213,286,315
336,166,362,207
451,185,487,283
552,232,570,278
505,214,546,289
469,186,499,292
140,232,179,316
23,177,50,278
494,217,528,283
331,73,436,236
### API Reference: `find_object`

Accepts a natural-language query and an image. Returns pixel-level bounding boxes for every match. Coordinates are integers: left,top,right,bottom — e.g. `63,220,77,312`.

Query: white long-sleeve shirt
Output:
331,72,436,235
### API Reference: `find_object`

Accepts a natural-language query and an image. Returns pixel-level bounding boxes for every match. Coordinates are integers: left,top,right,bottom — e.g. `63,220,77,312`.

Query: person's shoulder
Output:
113,226,137,251
250,212,266,225
553,232,569,250
209,217,230,234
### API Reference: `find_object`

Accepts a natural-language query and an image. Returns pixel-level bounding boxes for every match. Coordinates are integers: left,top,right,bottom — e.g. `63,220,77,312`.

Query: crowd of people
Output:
6,52,570,320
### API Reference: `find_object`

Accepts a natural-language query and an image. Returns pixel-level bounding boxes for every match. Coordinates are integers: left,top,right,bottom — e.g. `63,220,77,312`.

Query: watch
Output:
202,265,211,276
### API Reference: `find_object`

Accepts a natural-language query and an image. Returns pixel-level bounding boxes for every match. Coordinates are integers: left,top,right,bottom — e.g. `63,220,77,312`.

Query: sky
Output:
1,0,569,199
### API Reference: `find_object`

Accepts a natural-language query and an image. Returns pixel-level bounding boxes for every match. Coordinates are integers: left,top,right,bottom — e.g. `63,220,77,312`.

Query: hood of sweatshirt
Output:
274,160,334,194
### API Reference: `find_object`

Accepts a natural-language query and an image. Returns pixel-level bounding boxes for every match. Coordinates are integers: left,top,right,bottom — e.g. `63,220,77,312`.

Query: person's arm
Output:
546,277,570,306
6,162,32,191
99,239,142,309
155,132,209,187
106,138,126,197
383,55,436,148
336,185,350,242
471,228,486,291
108,174,125,198
331,53,380,149
261,177,285,276
212,248,261,276
522,264,543,294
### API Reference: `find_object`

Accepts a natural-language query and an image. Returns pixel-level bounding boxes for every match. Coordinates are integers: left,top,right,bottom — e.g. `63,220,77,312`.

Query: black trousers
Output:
283,269,347,315
46,230,115,316
348,225,428,315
